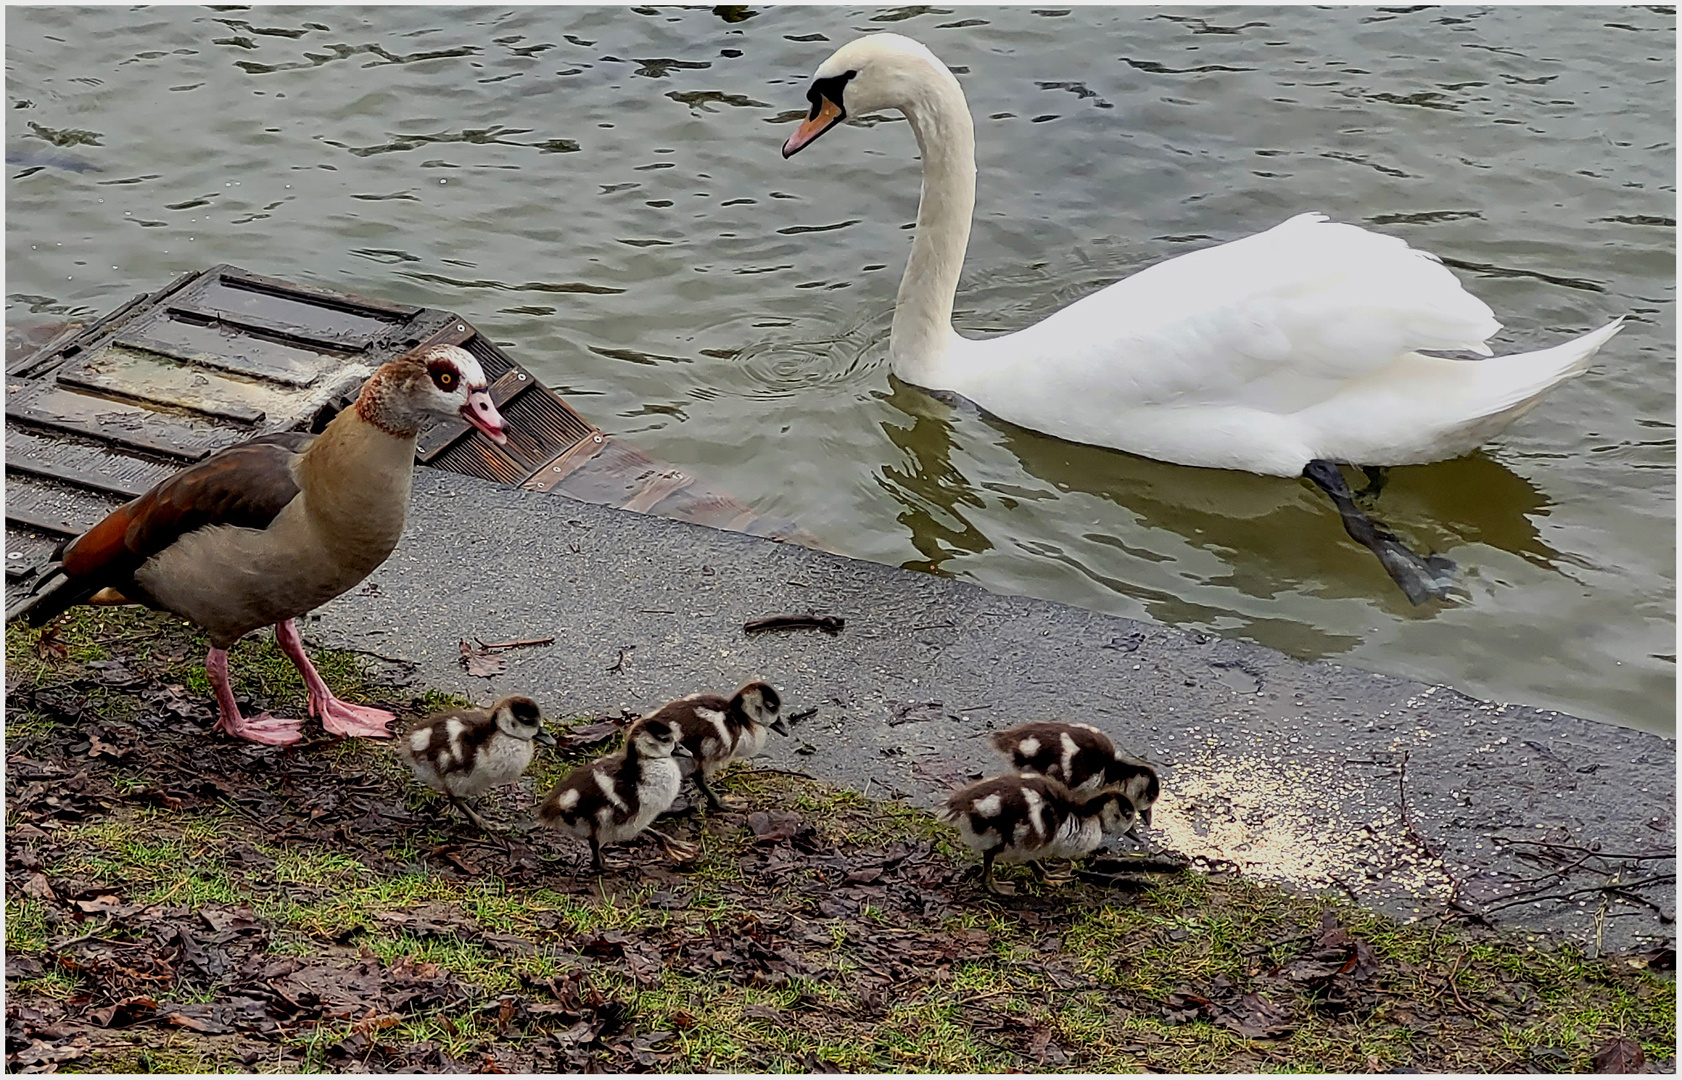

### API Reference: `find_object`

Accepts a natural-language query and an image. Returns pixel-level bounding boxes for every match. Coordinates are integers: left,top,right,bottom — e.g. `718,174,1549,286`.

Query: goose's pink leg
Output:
206,647,305,745
274,620,394,738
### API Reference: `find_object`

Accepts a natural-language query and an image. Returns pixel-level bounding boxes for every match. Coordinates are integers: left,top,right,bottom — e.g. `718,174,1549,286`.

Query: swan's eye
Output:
808,71,857,118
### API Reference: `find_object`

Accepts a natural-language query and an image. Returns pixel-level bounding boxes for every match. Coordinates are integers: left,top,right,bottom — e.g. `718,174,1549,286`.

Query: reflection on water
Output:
873,374,1563,654
875,378,993,576
4,5,1673,733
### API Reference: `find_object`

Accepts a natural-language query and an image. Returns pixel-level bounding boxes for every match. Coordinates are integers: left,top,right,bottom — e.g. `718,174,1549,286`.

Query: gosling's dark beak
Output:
1139,806,1153,829
1125,821,1143,841
535,729,558,748
672,743,694,759
783,96,844,158
771,717,792,737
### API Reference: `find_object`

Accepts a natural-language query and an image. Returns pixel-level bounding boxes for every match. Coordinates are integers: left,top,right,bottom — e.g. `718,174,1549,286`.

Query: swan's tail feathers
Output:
1316,317,1628,467
1474,316,1625,418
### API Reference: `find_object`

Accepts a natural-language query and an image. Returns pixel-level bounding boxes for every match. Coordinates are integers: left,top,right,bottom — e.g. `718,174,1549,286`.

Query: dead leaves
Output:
1164,977,1295,1039
33,624,68,661
1273,911,1380,1014
1159,915,1380,1041
8,1031,91,1074
458,638,507,678
746,810,811,846
555,717,624,751
1592,1036,1646,1073
457,632,555,678
86,996,156,1029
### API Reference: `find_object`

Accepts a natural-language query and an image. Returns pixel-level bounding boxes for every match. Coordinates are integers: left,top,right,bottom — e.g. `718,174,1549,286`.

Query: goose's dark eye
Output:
433,369,457,391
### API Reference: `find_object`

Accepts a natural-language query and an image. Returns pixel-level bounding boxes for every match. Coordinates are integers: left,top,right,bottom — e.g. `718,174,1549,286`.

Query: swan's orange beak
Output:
782,97,844,158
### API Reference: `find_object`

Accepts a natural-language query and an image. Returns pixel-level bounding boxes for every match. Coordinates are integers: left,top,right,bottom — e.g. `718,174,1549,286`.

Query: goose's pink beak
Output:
463,390,507,445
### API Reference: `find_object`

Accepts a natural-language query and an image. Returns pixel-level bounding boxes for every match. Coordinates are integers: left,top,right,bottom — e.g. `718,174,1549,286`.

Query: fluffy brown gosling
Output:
636,681,789,810
989,721,1160,831
397,695,554,834
536,717,695,872
940,773,1137,896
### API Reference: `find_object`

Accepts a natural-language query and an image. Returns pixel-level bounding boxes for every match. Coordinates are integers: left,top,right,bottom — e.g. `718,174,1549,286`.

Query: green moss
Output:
5,897,53,954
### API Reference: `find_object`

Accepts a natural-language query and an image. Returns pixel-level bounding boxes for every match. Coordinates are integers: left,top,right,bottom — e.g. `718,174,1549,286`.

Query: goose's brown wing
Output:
26,433,312,623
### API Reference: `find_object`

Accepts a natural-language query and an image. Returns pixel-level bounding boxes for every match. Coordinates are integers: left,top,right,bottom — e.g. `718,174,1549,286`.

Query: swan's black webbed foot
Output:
1356,465,1389,502
1303,459,1456,605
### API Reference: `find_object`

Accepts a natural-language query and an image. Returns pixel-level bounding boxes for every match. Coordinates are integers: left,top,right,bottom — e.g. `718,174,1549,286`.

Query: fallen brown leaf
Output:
1592,1036,1645,1074
458,639,507,678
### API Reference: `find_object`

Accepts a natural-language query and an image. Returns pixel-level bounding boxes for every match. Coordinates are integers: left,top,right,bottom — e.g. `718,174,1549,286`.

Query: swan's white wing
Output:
966,213,1502,414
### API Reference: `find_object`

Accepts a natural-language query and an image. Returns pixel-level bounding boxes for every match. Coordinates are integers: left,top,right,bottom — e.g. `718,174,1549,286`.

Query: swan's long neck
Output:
891,67,976,386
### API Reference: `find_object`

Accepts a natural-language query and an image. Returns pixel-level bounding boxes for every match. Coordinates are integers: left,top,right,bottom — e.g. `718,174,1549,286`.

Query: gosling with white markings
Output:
639,681,790,810
537,717,694,872
990,721,1160,829
398,695,554,834
940,773,1137,895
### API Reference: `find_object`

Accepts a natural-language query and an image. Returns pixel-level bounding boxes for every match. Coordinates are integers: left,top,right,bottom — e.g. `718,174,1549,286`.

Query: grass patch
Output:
5,607,1676,1073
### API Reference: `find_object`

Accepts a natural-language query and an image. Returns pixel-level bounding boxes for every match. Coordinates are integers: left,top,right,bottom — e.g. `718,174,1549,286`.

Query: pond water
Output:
6,6,1674,734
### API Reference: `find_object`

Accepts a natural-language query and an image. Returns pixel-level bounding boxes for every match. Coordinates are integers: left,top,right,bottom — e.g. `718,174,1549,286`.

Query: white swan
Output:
780,33,1625,603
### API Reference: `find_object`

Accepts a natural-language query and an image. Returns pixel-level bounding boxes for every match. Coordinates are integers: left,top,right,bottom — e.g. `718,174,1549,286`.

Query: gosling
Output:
989,721,1160,829
640,681,789,810
940,773,1137,895
398,695,554,833
537,717,694,872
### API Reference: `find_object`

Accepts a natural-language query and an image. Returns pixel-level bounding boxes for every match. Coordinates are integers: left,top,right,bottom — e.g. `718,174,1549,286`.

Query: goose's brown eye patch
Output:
430,367,457,391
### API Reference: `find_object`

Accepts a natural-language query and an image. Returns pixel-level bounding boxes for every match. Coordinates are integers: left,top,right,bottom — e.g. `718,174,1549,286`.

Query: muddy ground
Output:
5,610,1676,1073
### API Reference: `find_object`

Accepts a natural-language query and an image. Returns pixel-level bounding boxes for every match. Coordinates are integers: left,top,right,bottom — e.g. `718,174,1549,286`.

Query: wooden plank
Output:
56,354,267,426
6,427,177,499
114,315,336,387
218,266,423,320
522,433,610,493
5,379,237,462
5,457,151,501
173,278,398,350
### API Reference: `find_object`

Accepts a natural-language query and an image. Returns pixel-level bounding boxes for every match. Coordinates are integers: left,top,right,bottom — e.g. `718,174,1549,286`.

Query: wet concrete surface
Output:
310,470,1676,952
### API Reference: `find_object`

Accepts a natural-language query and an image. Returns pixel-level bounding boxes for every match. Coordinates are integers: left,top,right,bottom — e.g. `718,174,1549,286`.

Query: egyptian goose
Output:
638,681,790,810
781,33,1625,603
19,344,507,745
536,717,695,872
940,773,1137,895
989,721,1160,829
399,695,555,832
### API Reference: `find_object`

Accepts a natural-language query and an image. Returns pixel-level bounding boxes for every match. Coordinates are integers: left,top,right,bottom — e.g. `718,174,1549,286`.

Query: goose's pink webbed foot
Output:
274,620,394,738
206,647,305,745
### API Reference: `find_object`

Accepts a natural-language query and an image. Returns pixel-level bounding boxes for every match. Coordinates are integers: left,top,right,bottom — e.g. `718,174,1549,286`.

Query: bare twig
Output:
1491,837,1675,862
744,613,845,635
1479,873,1677,915
473,636,554,650
49,919,114,952
607,647,632,674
